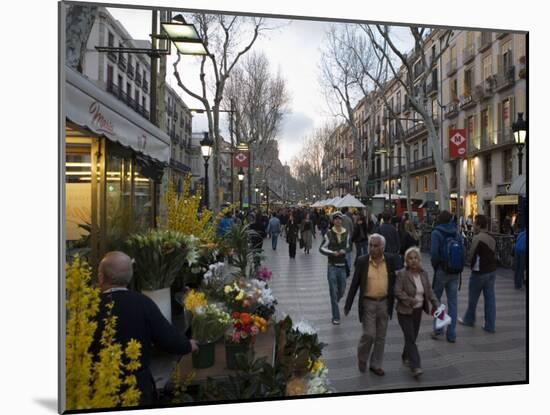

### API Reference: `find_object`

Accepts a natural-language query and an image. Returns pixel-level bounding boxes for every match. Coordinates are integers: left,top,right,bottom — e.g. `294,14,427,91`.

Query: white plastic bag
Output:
433,304,452,330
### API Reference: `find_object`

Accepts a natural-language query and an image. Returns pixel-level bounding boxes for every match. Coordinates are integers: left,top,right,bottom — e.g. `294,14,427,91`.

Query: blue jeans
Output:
271,233,279,250
432,270,459,340
462,271,496,332
355,241,369,261
514,253,526,289
327,265,347,320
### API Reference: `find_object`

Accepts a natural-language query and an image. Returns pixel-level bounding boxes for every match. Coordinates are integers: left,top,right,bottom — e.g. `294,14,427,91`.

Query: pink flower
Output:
232,332,241,343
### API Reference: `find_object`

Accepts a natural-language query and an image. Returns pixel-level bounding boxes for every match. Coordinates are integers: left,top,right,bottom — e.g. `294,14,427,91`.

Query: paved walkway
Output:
264,234,526,392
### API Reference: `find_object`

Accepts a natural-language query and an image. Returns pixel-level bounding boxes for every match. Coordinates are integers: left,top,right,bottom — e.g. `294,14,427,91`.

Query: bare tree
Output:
171,14,268,210
65,5,98,72
361,25,452,209
223,52,290,203
319,25,385,196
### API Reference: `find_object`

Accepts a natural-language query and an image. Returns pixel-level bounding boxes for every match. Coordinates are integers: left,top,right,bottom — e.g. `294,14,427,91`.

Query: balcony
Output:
462,44,475,65
142,78,149,93
446,59,457,77
444,100,459,119
495,65,515,92
459,93,476,111
127,63,135,79
106,81,150,121
478,33,492,53
469,128,514,155
107,51,118,63
406,122,427,140
409,156,435,172
135,71,142,86
117,55,127,70
426,77,438,97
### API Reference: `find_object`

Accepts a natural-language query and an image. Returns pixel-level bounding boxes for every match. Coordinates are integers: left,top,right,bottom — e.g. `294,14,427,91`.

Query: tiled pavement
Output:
264,234,527,393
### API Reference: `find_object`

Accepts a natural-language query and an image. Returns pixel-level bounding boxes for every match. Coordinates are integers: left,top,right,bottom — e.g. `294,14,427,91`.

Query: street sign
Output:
234,151,249,168
449,129,467,159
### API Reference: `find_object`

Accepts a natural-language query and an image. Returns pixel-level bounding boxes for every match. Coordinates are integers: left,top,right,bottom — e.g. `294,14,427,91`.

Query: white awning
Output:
334,193,366,208
490,195,519,206
65,66,170,163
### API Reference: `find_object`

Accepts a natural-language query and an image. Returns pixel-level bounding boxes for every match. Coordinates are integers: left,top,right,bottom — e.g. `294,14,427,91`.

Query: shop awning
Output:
490,195,519,206
64,66,170,163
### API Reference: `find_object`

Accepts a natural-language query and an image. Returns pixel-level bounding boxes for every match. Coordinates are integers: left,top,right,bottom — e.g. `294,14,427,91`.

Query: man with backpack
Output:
430,210,464,343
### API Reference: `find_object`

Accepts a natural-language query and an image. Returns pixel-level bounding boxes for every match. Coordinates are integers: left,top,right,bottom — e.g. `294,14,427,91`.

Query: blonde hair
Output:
404,246,423,269
405,220,418,240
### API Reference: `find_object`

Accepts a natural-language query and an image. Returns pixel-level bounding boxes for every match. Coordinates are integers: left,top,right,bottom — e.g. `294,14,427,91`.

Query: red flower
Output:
232,311,240,319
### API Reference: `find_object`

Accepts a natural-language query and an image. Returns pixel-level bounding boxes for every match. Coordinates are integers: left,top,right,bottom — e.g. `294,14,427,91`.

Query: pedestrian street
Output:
264,234,527,393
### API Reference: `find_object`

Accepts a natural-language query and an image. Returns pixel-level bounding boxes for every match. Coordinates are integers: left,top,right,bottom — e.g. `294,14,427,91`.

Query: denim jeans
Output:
355,241,369,262
432,270,459,340
462,271,496,332
271,233,279,250
514,253,526,289
327,265,347,320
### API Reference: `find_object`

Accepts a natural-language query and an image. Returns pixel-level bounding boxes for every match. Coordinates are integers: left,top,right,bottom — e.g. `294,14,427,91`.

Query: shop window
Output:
467,158,476,187
133,161,155,232
423,175,429,192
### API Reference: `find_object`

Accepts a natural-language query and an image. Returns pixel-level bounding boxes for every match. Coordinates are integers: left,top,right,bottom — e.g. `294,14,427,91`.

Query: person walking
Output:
352,214,369,260
394,247,440,378
319,212,351,324
458,215,497,332
514,228,527,290
400,219,420,256
378,210,401,255
300,213,314,254
266,212,281,251
430,210,464,343
318,213,329,237
343,234,399,375
285,214,300,259
341,207,355,276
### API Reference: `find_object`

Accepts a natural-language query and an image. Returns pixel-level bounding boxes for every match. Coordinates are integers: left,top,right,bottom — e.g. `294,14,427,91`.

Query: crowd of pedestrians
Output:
217,205,526,380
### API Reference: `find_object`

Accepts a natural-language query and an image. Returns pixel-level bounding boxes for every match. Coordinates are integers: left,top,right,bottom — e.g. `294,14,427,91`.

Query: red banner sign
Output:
234,151,249,168
449,129,467,159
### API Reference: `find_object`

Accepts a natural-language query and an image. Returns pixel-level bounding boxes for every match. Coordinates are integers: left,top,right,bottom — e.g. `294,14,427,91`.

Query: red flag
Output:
449,129,467,159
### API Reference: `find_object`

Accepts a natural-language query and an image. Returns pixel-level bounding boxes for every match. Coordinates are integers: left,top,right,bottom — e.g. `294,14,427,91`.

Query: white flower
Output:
293,320,316,335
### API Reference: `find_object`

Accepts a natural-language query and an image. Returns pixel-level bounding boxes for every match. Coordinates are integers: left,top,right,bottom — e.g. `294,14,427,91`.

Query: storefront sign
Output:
449,129,467,159
65,66,170,163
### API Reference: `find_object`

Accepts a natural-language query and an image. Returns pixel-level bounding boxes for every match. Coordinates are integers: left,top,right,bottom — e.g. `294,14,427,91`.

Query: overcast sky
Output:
107,7,413,164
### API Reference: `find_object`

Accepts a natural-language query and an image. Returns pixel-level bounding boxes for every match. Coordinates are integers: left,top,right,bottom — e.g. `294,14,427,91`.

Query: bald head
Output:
98,251,133,290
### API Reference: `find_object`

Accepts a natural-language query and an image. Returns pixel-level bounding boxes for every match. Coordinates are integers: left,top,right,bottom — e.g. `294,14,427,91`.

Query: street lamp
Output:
200,132,214,209
512,112,527,175
160,14,209,56
353,176,360,196
238,168,245,211
254,186,259,206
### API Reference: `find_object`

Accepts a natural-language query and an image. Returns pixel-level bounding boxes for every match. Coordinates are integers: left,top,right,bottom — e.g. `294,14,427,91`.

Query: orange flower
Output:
240,313,251,325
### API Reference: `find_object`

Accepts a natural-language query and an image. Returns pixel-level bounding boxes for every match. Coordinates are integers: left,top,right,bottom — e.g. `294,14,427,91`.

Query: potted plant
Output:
126,229,198,322
189,304,231,369
225,311,267,369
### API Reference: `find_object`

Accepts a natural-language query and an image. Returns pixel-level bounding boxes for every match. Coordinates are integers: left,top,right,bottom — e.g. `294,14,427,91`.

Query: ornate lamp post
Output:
512,112,527,175
237,168,245,211
353,176,360,196
200,132,213,209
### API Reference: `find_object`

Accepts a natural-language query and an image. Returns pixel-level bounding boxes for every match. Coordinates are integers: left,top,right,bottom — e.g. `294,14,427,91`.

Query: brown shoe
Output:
369,367,385,376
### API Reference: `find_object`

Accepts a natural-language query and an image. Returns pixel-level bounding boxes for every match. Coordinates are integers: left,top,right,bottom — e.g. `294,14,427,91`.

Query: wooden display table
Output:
174,327,276,383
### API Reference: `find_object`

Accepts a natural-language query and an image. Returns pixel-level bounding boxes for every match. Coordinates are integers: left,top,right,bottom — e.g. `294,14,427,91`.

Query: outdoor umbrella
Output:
334,193,366,208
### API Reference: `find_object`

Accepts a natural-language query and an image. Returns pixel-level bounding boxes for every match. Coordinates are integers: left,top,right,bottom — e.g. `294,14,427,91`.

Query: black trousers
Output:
397,308,423,369
289,241,297,258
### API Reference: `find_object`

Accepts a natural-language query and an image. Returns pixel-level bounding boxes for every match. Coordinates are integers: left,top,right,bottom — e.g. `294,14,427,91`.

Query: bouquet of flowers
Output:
191,304,231,344
183,289,208,313
255,266,272,282
223,278,278,317
201,262,227,302
226,311,268,345
305,359,331,395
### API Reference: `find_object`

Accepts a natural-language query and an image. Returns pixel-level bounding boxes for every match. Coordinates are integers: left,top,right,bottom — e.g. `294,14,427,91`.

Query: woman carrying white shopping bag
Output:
394,247,441,377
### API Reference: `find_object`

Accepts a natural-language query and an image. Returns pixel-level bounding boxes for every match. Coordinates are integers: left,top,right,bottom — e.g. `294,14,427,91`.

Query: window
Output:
135,89,140,105
434,172,438,190
108,31,114,47
142,96,146,109
464,68,473,96
423,176,429,192
413,143,419,161
503,149,513,182
107,65,113,85
450,45,457,64
467,115,477,149
483,55,493,80
484,155,492,185
396,91,401,112
450,78,458,101
415,177,420,193
481,108,489,144
432,98,439,119
117,75,123,89
467,158,476,187
126,82,131,96
421,139,427,158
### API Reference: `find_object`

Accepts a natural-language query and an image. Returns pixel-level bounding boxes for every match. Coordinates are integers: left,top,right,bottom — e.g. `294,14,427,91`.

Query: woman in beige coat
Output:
394,247,440,377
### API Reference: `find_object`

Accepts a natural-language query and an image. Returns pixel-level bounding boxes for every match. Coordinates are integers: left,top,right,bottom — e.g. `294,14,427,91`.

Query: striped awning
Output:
490,195,519,205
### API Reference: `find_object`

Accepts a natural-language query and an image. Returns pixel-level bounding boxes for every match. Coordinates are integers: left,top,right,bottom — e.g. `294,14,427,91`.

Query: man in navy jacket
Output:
92,251,198,406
